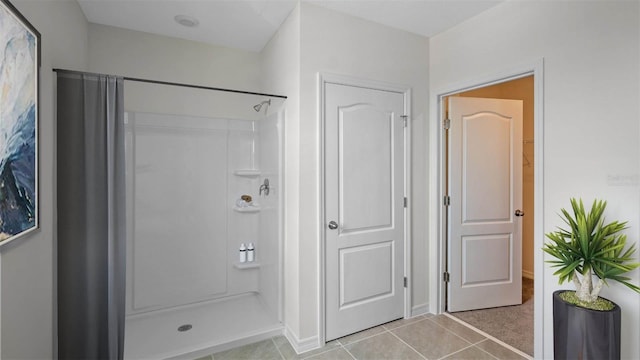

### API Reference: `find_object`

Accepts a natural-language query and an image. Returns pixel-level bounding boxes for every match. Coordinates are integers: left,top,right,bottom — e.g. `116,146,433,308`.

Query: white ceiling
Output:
77,0,504,53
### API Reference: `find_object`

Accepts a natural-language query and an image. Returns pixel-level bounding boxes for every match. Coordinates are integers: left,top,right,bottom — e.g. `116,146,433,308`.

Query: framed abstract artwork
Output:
0,0,40,246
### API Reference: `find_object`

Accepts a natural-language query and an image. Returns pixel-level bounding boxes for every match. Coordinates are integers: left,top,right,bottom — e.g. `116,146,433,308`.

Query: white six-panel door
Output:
447,97,523,312
324,82,405,341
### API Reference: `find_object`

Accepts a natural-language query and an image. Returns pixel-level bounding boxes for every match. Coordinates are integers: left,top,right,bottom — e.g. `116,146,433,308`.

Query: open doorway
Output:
444,76,534,356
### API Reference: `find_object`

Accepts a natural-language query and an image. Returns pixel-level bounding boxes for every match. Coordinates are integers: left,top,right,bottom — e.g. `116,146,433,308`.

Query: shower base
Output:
124,292,282,359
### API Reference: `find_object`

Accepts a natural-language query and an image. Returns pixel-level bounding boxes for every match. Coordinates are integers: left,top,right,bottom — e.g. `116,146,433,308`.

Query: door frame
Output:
318,72,412,346
428,59,545,357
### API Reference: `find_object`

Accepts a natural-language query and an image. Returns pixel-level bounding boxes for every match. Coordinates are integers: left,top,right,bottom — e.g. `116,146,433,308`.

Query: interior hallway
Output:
200,314,531,360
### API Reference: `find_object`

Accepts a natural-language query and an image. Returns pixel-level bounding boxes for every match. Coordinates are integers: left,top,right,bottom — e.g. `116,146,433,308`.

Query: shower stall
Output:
121,82,284,359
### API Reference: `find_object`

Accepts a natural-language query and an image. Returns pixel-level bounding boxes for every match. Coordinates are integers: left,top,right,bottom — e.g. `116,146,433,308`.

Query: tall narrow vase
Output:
553,290,621,360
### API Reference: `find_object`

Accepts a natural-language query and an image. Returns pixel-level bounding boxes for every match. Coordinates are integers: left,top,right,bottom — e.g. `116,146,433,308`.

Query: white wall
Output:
88,24,267,121
257,110,284,320
1,0,89,358
430,1,640,358
260,4,302,338
291,2,430,345
88,23,262,94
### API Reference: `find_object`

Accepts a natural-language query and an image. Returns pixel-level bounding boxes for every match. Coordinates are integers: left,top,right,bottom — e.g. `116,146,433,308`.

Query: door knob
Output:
328,221,338,230
515,209,525,217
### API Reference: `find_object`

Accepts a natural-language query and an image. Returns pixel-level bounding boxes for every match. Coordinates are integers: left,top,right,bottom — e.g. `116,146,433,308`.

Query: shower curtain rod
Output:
53,68,288,99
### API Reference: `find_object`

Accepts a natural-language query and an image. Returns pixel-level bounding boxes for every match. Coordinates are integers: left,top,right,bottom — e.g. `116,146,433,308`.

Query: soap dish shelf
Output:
234,170,261,177
234,262,260,270
233,205,260,213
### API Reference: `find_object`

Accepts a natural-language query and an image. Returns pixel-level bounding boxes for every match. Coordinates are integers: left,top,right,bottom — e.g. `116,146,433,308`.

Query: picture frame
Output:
0,0,40,246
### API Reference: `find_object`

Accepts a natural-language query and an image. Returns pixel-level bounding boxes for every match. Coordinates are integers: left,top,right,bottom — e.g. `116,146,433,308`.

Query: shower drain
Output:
177,324,193,332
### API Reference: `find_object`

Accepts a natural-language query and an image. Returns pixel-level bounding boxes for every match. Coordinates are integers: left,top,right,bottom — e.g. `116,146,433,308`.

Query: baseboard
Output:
284,325,321,355
523,270,534,280
411,303,429,317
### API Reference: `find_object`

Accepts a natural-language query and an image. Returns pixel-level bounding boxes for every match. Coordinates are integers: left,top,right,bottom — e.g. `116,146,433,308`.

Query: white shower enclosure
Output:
122,104,283,359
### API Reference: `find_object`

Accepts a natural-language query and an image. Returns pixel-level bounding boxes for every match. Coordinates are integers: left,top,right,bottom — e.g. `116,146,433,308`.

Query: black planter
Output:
553,290,621,360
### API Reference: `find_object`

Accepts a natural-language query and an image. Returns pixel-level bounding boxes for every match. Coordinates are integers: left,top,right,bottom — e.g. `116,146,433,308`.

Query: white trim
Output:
404,86,413,320
276,106,286,326
0,254,2,356
317,72,326,349
411,303,429,317
318,73,411,94
318,72,412,346
532,59,545,360
284,325,320,355
428,58,544,359
522,270,534,280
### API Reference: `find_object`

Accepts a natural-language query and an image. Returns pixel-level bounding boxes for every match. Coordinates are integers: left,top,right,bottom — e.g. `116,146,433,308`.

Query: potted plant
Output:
543,198,640,359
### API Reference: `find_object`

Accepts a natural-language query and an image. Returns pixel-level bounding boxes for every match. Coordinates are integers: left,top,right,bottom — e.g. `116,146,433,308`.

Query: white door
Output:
447,97,523,312
325,82,405,341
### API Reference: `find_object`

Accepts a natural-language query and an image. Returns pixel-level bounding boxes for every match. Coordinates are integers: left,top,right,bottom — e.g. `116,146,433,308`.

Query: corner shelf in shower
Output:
233,205,260,213
234,170,261,177
233,262,261,270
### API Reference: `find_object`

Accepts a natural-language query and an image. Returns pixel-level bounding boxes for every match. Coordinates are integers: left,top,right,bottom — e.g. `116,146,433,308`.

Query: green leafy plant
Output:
543,198,640,306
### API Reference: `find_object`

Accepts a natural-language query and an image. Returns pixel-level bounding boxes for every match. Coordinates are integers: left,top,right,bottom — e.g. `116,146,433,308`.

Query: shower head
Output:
253,99,271,112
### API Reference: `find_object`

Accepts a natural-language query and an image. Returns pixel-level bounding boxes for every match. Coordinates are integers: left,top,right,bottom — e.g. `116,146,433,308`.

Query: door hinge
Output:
444,195,450,206
404,197,408,208
401,115,408,127
443,118,451,130
404,276,408,288
443,272,450,283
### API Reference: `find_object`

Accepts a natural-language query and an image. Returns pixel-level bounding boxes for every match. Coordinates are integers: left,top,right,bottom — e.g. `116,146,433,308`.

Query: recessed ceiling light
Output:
174,15,199,28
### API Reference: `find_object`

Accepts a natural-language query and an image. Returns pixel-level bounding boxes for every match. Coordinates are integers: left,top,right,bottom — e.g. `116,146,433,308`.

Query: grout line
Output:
436,342,499,360
297,339,349,360
382,316,430,332
340,344,358,360
443,313,533,360
337,328,390,346
299,345,344,360
387,330,427,360
474,340,502,360
338,316,434,348
271,337,287,360
426,316,475,345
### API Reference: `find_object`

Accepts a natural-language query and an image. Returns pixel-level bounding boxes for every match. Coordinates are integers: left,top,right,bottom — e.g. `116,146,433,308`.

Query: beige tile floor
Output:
199,314,531,360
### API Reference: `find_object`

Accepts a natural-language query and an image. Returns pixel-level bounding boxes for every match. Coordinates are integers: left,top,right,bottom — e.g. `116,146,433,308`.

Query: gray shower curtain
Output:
56,71,126,360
